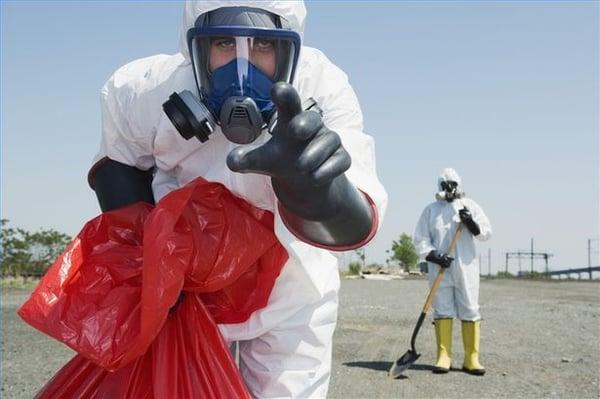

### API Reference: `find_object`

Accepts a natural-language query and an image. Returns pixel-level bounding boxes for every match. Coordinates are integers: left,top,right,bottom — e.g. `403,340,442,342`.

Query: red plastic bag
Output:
33,294,248,398
18,177,288,398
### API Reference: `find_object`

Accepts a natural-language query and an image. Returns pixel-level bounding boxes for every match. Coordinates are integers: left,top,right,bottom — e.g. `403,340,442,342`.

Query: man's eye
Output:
215,39,235,49
255,39,274,50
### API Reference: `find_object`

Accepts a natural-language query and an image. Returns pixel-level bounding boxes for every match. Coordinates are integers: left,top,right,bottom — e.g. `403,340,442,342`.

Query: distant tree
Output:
1,219,29,277
26,229,73,276
1,219,71,277
354,248,366,269
390,233,419,272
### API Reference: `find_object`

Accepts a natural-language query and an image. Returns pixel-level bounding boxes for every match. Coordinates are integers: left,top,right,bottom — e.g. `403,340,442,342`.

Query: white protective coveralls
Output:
93,1,387,397
413,168,491,321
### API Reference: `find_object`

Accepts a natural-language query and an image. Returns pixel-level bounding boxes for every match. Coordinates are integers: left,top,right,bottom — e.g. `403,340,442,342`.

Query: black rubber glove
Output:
426,250,454,269
227,82,373,247
459,207,481,236
89,158,155,212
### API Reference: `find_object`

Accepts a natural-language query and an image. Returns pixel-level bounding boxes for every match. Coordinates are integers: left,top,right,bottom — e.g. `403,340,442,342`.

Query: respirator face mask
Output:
162,7,301,145
436,180,465,202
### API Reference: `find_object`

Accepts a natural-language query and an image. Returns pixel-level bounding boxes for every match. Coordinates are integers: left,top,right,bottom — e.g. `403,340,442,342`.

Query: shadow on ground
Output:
343,361,436,373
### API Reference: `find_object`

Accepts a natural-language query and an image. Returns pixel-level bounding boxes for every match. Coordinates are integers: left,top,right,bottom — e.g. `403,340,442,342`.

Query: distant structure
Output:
505,238,599,279
546,238,599,280
546,266,600,280
504,239,553,276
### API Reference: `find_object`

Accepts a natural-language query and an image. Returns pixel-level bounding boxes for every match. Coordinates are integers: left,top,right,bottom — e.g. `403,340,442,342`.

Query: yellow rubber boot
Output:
462,320,486,375
433,318,453,373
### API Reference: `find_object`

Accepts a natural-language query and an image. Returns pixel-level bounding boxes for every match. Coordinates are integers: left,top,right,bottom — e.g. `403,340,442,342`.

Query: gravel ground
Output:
330,278,600,399
2,278,599,398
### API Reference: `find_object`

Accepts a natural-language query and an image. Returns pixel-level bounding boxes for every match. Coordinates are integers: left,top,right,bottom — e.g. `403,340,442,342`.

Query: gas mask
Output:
162,7,302,145
435,180,465,202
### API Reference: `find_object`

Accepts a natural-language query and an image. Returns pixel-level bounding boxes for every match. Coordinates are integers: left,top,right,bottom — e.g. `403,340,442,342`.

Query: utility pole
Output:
479,254,482,275
531,238,534,273
363,247,366,269
488,248,491,277
589,239,592,280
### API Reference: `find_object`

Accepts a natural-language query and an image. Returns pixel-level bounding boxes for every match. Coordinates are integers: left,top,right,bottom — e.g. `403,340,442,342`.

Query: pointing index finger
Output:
271,82,303,128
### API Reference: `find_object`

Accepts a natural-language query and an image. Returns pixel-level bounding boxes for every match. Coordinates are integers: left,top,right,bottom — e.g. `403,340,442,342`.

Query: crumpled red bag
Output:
18,177,288,398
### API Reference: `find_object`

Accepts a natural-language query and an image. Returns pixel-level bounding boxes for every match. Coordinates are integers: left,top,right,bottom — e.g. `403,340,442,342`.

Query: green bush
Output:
348,261,362,276
519,271,547,279
390,233,419,271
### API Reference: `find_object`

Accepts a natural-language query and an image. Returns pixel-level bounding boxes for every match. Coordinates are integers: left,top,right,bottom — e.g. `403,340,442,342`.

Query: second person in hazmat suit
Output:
87,1,387,398
414,168,491,375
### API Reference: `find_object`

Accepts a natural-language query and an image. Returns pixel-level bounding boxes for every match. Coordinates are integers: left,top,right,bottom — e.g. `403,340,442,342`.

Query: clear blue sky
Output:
2,1,598,275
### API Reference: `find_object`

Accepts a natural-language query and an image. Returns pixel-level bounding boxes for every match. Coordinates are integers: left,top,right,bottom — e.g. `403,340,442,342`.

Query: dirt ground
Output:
2,278,599,398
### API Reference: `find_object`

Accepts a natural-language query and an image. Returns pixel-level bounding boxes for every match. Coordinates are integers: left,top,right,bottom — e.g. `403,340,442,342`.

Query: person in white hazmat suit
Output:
87,1,387,397
413,168,491,375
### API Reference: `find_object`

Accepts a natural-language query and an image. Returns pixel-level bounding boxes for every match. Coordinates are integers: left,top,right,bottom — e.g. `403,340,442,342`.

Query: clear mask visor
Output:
192,34,297,98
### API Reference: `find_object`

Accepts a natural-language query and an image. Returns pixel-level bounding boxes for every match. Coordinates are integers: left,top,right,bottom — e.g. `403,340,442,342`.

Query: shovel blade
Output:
388,349,421,379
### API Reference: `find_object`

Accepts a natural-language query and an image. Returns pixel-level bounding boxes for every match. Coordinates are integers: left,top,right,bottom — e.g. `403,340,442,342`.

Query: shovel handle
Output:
420,223,463,314
391,223,464,377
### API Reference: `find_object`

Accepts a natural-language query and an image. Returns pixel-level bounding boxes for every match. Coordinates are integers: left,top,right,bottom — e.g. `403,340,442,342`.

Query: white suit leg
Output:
238,290,338,398
455,266,481,321
432,286,457,320
429,264,456,319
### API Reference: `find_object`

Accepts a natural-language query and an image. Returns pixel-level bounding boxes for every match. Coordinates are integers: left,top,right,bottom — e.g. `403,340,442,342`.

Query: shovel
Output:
389,223,463,378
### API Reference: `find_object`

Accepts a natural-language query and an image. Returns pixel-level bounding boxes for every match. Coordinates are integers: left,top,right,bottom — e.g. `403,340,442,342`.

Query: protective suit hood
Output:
179,1,307,62
438,167,463,191
436,167,464,202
